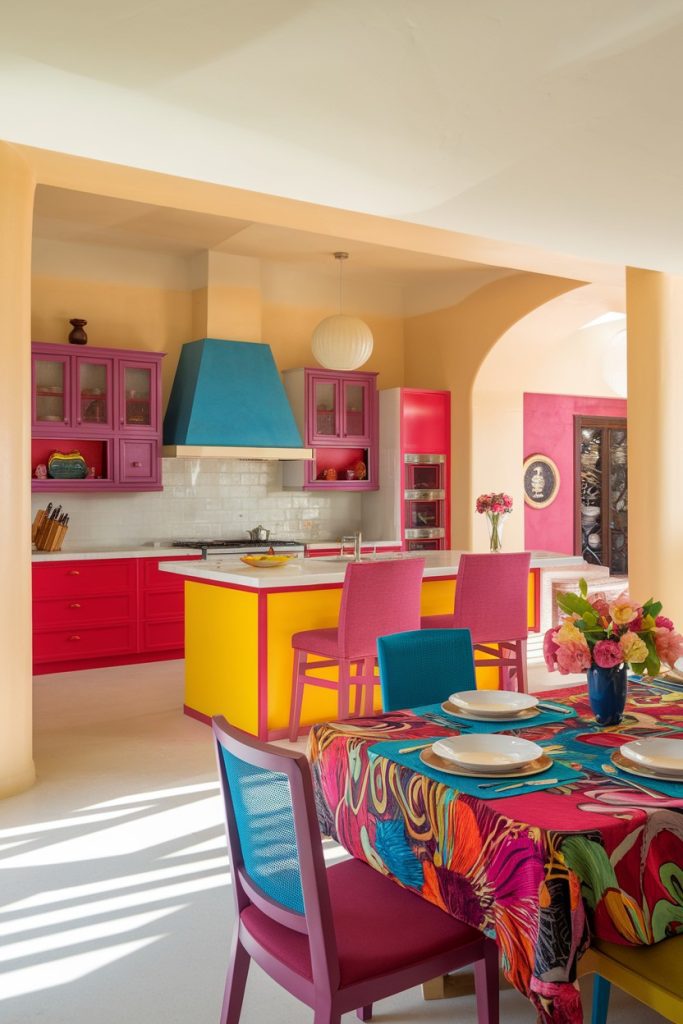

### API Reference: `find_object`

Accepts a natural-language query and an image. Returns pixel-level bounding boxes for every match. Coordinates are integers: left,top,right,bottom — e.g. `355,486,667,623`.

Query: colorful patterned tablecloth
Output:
309,679,683,1024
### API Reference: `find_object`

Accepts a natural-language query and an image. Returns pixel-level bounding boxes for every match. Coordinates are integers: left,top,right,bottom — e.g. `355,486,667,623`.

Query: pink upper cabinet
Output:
31,342,164,492
282,367,378,491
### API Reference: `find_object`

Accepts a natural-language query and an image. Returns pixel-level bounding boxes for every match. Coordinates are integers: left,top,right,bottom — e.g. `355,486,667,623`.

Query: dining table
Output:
309,676,683,1024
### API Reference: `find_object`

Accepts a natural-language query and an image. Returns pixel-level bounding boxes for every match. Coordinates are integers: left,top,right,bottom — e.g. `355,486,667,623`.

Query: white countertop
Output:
159,550,587,590
32,546,200,562
31,540,401,561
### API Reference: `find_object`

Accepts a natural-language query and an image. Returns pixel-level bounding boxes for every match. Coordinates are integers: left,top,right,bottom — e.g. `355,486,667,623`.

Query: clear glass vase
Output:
486,511,504,552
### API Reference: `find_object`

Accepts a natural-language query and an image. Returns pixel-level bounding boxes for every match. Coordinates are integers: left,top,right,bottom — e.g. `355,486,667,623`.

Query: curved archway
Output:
472,283,626,552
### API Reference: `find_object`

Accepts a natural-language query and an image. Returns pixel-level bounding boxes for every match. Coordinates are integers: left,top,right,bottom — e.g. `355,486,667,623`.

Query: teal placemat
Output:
367,738,585,800
411,700,576,734
590,759,683,800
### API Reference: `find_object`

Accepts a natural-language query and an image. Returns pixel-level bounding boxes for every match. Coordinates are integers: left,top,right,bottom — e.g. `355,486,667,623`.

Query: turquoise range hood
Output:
162,339,313,460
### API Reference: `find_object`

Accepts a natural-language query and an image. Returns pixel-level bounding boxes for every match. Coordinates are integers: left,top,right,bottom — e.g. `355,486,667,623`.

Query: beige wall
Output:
31,243,407,411
0,142,35,797
404,274,584,548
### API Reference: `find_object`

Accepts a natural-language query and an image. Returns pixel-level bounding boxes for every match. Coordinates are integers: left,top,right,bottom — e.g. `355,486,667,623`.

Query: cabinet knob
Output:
69,602,81,609
120,417,125,425
132,461,142,467
68,635,81,642
67,570,80,576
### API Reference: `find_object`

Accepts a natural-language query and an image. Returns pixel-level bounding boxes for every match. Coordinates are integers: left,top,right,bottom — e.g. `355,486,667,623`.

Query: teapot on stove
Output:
246,524,271,543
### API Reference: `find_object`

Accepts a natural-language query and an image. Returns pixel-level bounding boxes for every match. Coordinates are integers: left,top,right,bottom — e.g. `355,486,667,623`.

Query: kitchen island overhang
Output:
161,551,583,740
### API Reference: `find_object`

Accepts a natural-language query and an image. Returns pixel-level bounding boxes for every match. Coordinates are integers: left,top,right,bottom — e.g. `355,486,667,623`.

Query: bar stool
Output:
421,552,532,693
288,558,425,741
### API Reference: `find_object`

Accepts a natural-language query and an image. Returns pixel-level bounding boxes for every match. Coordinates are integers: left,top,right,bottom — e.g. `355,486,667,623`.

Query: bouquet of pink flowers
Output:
475,492,513,515
544,578,683,677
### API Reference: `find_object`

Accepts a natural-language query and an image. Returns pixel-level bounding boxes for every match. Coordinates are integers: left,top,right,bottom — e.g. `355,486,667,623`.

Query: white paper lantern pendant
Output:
312,252,374,371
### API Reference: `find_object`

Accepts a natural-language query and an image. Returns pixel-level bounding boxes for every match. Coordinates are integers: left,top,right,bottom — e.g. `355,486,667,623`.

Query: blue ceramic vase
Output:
587,664,628,726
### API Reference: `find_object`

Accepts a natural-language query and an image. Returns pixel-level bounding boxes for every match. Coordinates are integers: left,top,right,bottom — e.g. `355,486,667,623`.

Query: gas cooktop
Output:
172,539,302,549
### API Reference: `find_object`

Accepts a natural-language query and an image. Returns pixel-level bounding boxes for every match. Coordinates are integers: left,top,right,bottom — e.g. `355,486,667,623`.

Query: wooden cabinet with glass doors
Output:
574,416,628,574
31,343,163,491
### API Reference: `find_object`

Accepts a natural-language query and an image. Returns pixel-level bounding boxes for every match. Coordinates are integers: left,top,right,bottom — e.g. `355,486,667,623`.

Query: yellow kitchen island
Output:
160,551,584,740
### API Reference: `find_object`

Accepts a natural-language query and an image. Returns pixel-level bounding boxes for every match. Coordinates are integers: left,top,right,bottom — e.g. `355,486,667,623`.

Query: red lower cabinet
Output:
32,555,199,674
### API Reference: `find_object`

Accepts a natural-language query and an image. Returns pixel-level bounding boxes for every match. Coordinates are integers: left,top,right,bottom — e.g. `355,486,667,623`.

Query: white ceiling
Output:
5,1,683,273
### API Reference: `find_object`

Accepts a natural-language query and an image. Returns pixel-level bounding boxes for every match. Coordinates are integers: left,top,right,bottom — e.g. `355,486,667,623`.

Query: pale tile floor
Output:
0,661,666,1023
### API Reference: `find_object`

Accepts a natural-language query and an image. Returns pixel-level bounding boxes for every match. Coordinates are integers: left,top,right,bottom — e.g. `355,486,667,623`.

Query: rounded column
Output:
0,142,35,797
626,267,683,627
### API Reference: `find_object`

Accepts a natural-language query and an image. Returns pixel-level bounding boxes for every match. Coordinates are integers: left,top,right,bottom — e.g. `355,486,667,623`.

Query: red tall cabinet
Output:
362,388,451,549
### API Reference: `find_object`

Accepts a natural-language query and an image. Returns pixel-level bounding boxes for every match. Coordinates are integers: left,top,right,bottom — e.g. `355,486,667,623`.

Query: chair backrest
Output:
337,557,426,659
452,552,531,643
212,716,339,990
378,628,476,711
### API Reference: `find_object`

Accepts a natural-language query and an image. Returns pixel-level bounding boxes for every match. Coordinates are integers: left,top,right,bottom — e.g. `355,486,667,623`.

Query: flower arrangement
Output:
544,578,683,677
475,492,513,552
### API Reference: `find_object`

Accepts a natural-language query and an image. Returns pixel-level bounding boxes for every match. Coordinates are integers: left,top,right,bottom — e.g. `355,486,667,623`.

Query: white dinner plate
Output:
421,747,553,779
431,734,543,773
611,751,683,784
440,700,539,723
447,690,538,718
619,739,683,776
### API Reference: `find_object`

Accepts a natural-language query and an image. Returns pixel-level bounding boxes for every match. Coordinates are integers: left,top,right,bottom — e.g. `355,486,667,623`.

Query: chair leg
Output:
591,974,611,1024
356,1006,373,1021
338,660,352,721
312,998,341,1024
362,657,376,716
288,649,306,742
515,639,528,693
473,942,500,1024
220,933,251,1024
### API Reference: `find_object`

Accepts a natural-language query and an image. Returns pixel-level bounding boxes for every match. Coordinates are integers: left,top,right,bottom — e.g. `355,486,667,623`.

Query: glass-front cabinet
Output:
574,416,628,574
120,361,156,432
31,343,163,492
76,354,113,431
282,367,378,490
308,373,372,445
33,351,70,427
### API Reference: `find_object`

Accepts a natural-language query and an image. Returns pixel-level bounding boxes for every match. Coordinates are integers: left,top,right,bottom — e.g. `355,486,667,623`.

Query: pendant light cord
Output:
334,251,348,316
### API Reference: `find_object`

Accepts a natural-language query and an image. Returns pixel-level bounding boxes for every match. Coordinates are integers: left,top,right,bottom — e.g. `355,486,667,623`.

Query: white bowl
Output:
432,735,543,772
448,690,538,718
620,738,683,775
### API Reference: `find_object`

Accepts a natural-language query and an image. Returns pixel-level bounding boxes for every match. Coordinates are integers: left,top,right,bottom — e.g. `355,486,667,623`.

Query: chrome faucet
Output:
354,531,362,562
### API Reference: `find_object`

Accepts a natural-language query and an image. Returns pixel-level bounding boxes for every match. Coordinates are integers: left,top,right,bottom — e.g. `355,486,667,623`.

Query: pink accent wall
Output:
524,393,627,553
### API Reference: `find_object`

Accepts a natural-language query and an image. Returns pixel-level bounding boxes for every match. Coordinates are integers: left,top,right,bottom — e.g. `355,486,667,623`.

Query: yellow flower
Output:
620,631,648,664
556,620,589,648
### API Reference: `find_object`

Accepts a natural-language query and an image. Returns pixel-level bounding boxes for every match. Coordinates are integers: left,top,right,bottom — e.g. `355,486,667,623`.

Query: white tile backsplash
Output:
32,459,362,548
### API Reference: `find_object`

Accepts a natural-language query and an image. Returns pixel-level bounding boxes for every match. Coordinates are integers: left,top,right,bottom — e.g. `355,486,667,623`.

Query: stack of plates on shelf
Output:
442,690,539,722
613,739,683,782
423,734,551,778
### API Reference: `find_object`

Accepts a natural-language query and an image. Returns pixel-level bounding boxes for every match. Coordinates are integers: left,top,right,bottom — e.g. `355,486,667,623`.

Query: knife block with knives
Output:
32,503,69,551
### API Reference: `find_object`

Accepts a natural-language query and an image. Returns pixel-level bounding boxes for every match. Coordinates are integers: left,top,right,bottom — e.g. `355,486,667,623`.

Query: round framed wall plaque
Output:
523,454,560,508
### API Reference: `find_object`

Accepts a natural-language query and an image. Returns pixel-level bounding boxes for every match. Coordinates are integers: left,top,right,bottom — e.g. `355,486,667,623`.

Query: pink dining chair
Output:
421,552,532,693
288,558,425,741
213,715,500,1024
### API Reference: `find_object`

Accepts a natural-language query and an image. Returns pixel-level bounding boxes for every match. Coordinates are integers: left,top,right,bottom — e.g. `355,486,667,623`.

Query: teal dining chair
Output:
377,628,476,711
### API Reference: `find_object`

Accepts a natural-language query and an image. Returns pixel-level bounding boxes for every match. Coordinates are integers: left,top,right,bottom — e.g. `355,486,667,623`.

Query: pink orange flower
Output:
556,641,592,674
655,615,674,630
654,627,683,667
609,598,641,626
